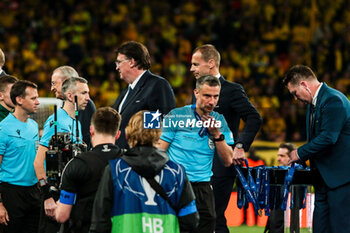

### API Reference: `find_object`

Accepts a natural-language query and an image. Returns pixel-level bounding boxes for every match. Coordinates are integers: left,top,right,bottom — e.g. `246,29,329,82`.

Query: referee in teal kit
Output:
158,75,235,233
0,80,41,233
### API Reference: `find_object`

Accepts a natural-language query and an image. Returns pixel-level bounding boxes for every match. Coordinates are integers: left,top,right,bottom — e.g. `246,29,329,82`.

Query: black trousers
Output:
0,183,40,233
264,209,284,233
38,190,61,233
190,182,216,233
211,175,235,233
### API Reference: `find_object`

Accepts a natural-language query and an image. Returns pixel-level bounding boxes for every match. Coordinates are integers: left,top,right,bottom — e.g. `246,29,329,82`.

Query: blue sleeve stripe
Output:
178,200,197,217
59,190,77,205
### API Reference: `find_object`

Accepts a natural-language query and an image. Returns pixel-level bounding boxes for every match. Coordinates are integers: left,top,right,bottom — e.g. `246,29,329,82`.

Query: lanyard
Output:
236,179,246,209
235,160,260,215
255,166,264,208
281,163,296,210
263,168,270,216
191,104,208,137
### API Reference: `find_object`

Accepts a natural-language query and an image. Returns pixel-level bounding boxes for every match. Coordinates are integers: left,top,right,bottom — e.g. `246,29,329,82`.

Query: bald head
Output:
51,66,79,99
0,48,5,68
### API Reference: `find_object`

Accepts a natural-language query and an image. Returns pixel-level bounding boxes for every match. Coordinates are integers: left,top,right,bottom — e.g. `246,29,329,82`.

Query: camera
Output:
46,132,87,188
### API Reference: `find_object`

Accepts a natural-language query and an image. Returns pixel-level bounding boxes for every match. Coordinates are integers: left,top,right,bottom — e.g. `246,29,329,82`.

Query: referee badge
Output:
208,137,215,150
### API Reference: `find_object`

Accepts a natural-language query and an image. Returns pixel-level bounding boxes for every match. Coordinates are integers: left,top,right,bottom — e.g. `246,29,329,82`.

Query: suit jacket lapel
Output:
306,104,313,141
121,71,148,112
308,83,327,141
113,88,127,110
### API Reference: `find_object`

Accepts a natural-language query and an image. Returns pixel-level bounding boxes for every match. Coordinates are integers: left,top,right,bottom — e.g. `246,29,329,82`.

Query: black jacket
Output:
113,71,176,149
213,76,262,176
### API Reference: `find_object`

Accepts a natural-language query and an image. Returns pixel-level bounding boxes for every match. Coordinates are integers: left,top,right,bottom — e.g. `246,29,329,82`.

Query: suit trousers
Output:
313,175,350,233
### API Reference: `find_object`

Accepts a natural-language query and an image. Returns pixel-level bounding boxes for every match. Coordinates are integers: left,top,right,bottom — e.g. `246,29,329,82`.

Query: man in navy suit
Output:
285,65,350,233
190,44,262,233
112,41,176,149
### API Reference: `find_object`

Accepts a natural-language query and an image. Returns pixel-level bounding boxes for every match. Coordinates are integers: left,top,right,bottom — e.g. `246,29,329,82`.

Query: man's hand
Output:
289,149,300,165
0,203,9,225
44,197,57,218
202,115,233,167
202,115,220,137
232,147,245,165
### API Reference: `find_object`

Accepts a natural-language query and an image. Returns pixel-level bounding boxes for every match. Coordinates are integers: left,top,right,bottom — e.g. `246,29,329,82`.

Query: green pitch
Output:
229,226,311,233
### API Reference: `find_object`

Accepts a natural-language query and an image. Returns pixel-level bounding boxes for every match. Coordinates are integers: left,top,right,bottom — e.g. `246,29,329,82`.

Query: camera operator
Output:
0,80,40,233
55,107,122,232
34,77,90,233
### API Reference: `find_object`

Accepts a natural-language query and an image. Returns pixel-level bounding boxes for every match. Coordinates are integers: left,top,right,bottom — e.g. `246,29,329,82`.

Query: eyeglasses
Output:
115,59,129,67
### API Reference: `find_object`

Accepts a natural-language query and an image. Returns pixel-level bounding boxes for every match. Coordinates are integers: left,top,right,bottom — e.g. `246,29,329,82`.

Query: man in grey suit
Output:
112,41,176,149
0,49,7,77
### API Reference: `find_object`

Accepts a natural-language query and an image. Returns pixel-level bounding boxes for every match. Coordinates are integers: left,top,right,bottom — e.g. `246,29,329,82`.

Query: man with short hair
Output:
0,80,40,233
264,142,297,233
159,75,234,233
0,49,6,77
55,107,122,233
34,77,90,233
0,75,17,121
112,41,176,149
277,143,296,167
284,65,350,233
51,65,96,149
190,44,262,233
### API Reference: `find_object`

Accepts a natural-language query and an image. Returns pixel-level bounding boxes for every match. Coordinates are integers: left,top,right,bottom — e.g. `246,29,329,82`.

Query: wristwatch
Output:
214,134,225,142
235,143,244,149
38,178,47,188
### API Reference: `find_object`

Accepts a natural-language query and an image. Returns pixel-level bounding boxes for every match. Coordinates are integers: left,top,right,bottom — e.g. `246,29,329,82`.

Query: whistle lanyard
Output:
191,104,208,137
281,163,296,210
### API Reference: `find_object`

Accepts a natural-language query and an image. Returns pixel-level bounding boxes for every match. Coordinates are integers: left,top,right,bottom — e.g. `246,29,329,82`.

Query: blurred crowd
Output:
1,0,350,142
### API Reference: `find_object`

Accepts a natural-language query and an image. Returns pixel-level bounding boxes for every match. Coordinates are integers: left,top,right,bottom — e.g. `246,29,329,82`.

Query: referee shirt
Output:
160,105,234,182
0,113,39,186
40,107,82,147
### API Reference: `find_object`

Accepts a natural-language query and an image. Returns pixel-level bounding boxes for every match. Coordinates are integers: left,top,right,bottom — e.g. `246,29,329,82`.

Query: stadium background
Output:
1,0,349,230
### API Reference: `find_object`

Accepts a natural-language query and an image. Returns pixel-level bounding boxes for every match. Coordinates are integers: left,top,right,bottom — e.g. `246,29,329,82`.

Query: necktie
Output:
309,104,315,139
124,86,133,103
119,86,133,112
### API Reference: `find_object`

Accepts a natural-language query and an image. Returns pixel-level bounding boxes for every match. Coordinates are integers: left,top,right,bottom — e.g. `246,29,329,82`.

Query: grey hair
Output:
61,76,88,100
195,75,221,90
0,48,5,67
53,66,79,80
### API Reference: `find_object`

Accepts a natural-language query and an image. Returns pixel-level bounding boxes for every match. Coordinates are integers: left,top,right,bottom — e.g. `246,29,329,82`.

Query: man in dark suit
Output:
285,65,350,233
112,41,176,149
190,44,262,233
0,48,7,77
